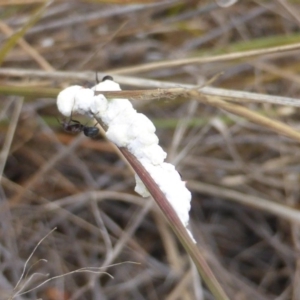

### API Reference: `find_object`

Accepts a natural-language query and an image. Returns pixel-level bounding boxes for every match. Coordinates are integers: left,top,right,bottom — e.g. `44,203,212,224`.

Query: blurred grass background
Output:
1,0,300,299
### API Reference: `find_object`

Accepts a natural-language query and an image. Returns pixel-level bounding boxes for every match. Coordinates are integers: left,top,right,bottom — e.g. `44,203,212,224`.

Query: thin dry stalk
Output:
1,67,300,107
0,21,54,71
94,88,300,143
118,147,230,300
107,42,300,74
0,99,23,178
188,181,300,225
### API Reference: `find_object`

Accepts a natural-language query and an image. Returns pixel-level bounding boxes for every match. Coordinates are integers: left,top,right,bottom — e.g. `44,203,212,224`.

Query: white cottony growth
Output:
127,113,156,139
57,85,83,117
106,123,132,147
56,78,195,242
92,79,121,92
101,99,134,126
74,88,94,117
128,143,166,165
90,94,108,115
140,160,191,226
134,174,151,197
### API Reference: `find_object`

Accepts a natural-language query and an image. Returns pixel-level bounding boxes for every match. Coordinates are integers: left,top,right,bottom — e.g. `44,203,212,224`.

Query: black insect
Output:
59,74,112,137
61,119,99,138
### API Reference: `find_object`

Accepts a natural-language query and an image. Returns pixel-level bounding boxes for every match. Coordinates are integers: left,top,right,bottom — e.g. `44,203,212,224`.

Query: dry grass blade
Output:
0,99,23,178
94,88,300,143
0,0,46,4
0,21,54,71
107,42,300,74
188,181,300,225
0,1,51,66
118,147,230,300
190,91,300,143
1,67,300,107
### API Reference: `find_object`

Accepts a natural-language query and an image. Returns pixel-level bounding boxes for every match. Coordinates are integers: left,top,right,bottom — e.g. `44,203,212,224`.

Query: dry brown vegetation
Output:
1,0,300,299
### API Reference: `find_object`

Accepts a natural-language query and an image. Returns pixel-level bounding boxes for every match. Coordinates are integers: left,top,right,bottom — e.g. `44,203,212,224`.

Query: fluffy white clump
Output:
92,79,121,92
134,174,151,197
128,143,166,165
56,78,194,242
101,99,134,126
90,94,108,116
127,113,156,139
74,88,94,117
141,160,191,226
57,85,83,117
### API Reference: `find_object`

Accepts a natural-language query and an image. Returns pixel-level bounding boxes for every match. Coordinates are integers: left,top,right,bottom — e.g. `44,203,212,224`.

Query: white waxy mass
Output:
57,79,194,242
56,85,83,117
